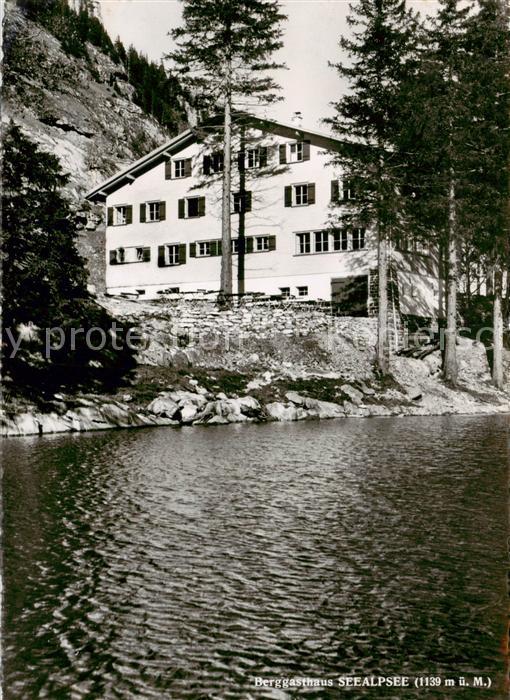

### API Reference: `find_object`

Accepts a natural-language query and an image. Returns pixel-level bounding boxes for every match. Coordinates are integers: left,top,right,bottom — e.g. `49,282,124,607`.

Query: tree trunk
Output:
220,88,233,299
237,128,246,296
443,179,458,385
492,264,504,388
377,226,390,375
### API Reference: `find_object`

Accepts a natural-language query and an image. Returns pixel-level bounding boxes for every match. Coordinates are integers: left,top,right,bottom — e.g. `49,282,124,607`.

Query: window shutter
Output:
178,199,185,219
237,151,245,171
307,183,316,205
246,237,254,254
140,203,146,223
159,201,166,221
109,250,117,265
331,180,339,202
268,235,276,251
179,244,187,264
233,194,240,214
245,191,252,212
107,207,113,226
158,245,166,267
284,186,292,207
142,247,151,262
279,144,287,164
302,141,311,161
203,155,211,175
184,158,192,177
198,197,206,217
259,147,268,167
165,159,172,180
189,242,196,257
126,205,133,224
216,240,222,256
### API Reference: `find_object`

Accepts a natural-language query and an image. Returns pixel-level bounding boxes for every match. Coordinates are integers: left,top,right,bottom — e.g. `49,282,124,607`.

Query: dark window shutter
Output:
259,146,268,167
165,159,172,179
178,199,185,219
142,247,151,262
159,201,166,221
109,250,117,264
307,183,316,205
189,242,196,257
179,244,186,264
158,245,166,267
237,151,245,171
198,197,206,217
302,141,311,161
284,186,292,207
216,240,222,256
184,158,192,177
331,180,339,202
268,235,276,251
233,193,240,214
140,203,146,223
246,237,254,254
203,155,211,175
107,207,113,226
245,191,252,212
126,205,133,224
279,144,287,164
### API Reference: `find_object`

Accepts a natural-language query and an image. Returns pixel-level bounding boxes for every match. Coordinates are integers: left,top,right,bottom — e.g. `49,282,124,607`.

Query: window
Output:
296,232,311,255
333,229,349,251
289,142,303,162
147,201,160,222
204,153,223,174
280,287,291,298
110,246,150,264
114,206,127,225
255,236,269,252
352,228,365,250
315,231,329,253
231,239,239,254
179,196,205,219
297,286,308,297
166,244,180,265
174,159,186,178
285,183,315,207
197,241,211,257
340,179,355,201
247,148,260,168
233,191,252,214
294,184,308,206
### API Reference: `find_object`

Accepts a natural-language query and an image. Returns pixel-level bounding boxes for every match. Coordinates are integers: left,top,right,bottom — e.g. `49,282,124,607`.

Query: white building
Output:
86,116,442,318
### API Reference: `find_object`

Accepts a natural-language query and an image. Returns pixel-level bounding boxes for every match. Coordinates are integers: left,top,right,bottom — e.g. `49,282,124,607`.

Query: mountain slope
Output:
3,2,187,290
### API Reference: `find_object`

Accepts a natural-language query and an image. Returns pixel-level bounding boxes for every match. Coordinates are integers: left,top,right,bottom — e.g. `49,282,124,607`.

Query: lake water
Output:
3,416,509,698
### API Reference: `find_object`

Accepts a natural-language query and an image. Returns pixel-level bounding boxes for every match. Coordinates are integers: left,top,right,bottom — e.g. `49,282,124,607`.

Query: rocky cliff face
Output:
3,2,181,291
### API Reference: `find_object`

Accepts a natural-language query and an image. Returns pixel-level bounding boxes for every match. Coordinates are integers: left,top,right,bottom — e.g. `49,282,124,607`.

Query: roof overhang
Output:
85,113,361,202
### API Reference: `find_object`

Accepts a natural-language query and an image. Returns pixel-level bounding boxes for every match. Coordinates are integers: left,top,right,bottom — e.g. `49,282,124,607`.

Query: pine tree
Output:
327,0,419,374
462,0,510,388
168,0,286,300
2,124,135,396
400,1,474,385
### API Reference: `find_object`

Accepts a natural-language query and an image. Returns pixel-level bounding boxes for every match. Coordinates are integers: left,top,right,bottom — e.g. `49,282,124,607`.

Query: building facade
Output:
86,117,442,317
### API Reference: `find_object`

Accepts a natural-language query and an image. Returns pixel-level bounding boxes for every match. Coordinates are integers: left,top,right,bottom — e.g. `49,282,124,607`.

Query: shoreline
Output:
2,384,508,439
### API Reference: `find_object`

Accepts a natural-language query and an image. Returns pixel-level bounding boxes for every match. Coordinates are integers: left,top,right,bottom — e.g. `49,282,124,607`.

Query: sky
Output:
98,0,439,132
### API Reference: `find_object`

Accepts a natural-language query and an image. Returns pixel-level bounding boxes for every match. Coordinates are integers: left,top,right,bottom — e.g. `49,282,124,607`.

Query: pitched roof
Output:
85,114,346,202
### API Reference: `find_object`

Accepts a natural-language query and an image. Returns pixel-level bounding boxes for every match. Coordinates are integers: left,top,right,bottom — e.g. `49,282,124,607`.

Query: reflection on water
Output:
3,416,509,698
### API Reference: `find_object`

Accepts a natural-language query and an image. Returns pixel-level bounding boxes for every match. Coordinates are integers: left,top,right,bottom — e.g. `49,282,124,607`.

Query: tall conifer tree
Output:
327,0,419,374
168,0,286,300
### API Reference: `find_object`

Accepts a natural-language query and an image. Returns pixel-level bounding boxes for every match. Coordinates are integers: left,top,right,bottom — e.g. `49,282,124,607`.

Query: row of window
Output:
109,235,277,266
296,228,366,255
108,228,366,266
108,179,356,227
164,141,312,180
